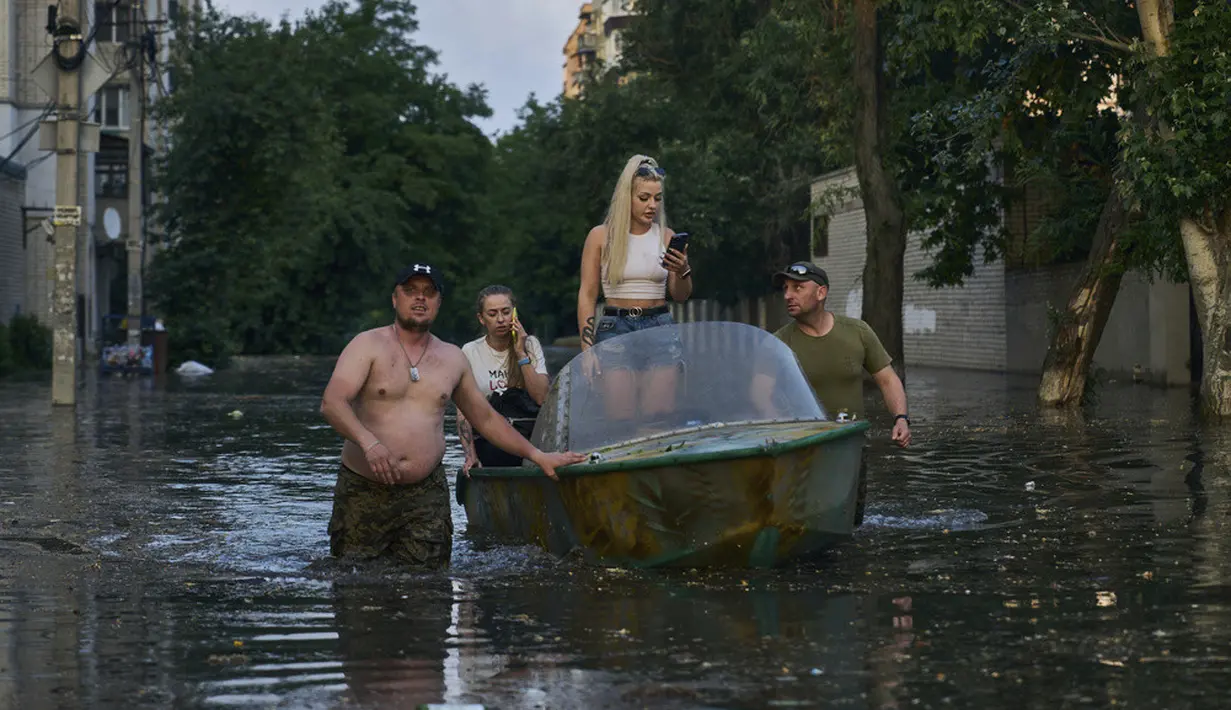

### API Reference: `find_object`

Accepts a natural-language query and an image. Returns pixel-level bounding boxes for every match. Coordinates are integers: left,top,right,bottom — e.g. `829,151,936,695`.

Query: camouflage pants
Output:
328,463,453,569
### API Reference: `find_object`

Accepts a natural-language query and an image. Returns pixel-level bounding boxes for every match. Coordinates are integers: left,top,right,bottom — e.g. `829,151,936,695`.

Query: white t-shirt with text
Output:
462,335,549,396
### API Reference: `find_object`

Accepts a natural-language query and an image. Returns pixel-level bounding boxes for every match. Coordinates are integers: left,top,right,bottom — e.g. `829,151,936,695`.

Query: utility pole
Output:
126,23,145,349
51,1,84,406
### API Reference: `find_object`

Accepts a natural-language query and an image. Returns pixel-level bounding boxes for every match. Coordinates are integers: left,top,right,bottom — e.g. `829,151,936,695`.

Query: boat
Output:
459,320,870,568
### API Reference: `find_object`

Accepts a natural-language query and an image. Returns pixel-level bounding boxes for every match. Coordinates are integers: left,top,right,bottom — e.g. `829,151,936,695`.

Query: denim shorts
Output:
594,310,683,371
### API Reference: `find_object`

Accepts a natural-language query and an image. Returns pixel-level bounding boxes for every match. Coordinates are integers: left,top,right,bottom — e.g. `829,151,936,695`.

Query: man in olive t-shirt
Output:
758,261,911,527
767,261,911,444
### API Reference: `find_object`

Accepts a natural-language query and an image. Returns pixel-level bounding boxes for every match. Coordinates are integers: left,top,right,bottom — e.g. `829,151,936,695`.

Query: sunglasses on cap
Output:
635,159,665,178
773,261,829,288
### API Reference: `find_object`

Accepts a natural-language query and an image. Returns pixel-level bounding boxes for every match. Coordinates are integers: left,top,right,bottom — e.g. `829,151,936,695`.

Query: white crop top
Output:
601,224,668,300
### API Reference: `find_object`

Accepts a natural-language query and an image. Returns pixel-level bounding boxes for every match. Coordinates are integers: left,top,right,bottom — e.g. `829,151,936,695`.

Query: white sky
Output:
212,0,582,137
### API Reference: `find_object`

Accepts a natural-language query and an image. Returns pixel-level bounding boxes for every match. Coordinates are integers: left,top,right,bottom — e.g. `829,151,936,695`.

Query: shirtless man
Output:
319,262,586,568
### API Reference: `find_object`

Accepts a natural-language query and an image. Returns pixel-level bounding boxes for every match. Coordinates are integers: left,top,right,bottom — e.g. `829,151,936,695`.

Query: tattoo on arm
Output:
581,315,596,348
459,417,475,453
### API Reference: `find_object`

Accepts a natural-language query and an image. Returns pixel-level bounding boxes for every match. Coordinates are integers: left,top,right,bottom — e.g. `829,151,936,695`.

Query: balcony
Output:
577,33,598,55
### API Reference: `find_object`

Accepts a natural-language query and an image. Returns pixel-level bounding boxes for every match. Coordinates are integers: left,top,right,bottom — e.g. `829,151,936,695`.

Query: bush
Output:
8,314,51,370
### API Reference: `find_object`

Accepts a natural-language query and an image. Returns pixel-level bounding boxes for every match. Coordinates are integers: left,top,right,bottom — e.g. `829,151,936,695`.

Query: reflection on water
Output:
1,356,1229,708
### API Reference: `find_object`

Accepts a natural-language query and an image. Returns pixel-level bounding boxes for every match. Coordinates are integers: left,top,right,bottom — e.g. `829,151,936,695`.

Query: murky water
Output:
2,354,1229,708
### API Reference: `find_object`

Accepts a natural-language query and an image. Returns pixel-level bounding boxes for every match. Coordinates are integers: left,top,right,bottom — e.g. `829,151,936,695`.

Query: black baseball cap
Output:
772,261,829,289
393,262,444,294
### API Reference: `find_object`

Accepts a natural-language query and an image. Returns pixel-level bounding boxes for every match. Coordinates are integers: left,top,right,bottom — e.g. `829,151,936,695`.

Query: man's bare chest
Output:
363,350,456,407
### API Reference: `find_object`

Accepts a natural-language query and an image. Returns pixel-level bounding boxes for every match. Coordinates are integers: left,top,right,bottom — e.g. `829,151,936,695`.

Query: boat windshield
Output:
531,321,827,454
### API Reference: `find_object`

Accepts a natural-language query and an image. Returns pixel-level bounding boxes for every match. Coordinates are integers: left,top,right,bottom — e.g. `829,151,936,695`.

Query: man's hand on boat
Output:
455,367,587,481
529,450,589,481
461,453,481,478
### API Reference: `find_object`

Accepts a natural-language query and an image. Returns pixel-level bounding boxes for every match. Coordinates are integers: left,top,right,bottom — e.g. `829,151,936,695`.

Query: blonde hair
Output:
602,154,667,285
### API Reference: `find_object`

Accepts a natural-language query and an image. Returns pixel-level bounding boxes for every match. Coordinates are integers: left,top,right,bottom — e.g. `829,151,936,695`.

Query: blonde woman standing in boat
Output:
577,154,694,433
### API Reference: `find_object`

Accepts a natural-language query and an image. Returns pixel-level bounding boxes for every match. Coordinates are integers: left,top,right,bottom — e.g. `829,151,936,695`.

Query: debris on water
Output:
1025,481,1036,491
227,410,243,419
1141,571,1154,580
810,668,823,676
1096,591,1117,607
176,360,214,376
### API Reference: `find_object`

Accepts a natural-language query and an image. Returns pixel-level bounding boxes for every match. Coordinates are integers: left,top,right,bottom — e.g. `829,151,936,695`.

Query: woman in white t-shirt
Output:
458,285,549,474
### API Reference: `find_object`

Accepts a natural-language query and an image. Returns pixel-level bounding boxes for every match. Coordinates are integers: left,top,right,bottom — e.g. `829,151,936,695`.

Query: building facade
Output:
562,4,596,98
805,166,1192,384
563,0,638,98
0,0,197,348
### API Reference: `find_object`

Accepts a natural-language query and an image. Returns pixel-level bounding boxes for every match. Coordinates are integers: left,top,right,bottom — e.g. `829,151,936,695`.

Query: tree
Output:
852,0,907,376
1122,0,1231,416
149,0,492,365
904,0,1231,413
885,0,1175,407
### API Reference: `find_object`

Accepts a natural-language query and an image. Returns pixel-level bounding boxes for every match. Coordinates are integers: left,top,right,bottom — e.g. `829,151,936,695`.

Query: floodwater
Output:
1,353,1229,709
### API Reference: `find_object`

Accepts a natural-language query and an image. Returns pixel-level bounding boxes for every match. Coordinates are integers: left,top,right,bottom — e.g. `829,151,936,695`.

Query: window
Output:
96,160,128,198
811,214,829,259
95,2,133,44
97,86,129,128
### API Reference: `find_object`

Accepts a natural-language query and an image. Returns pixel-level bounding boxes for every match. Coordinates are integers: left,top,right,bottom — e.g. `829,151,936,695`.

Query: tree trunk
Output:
1180,214,1231,418
852,0,906,376
1037,191,1128,406
1135,0,1231,417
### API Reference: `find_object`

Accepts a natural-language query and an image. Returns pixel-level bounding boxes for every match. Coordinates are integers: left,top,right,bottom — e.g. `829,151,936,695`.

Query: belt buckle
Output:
629,306,643,318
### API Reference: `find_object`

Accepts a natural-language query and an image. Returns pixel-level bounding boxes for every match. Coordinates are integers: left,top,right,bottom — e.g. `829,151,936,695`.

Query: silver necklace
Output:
393,324,429,382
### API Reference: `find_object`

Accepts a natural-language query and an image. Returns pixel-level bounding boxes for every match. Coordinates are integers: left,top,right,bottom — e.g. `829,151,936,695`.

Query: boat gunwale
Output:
468,418,870,479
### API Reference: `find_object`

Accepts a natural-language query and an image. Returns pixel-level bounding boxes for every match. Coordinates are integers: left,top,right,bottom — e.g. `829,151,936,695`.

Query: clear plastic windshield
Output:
531,321,827,454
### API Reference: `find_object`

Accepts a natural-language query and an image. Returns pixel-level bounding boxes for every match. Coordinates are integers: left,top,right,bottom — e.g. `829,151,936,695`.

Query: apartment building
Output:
562,0,638,98
562,4,597,98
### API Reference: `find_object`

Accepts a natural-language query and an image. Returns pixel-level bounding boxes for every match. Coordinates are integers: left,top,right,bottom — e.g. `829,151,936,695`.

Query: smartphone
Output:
662,232,689,266
511,307,520,348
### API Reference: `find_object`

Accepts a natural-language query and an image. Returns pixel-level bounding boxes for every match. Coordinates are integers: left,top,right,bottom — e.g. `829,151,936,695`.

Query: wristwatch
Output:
893,414,910,425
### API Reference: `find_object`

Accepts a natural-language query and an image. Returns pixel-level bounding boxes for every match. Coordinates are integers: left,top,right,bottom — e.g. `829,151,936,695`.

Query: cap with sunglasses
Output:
772,261,829,289
394,262,445,294
635,158,666,179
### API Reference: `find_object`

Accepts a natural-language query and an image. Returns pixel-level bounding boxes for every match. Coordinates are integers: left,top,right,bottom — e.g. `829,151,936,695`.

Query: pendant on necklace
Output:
410,366,421,382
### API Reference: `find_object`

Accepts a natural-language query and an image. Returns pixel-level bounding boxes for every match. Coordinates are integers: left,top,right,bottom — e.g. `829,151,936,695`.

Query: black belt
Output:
604,305,670,318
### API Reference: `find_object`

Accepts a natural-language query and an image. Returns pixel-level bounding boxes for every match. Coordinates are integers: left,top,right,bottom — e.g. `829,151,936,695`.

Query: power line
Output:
0,106,56,174
0,105,55,143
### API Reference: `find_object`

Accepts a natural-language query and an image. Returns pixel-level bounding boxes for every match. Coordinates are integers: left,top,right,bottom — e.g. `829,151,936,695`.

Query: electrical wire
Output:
0,116,53,175
0,106,56,143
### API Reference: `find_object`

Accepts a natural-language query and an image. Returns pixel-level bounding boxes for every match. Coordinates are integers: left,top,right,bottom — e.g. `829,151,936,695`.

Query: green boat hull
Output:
461,419,869,568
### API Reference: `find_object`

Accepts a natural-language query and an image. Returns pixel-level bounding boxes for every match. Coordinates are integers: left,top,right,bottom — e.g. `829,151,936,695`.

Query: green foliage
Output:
147,0,1229,365
149,0,492,365
0,314,52,376
1120,1,1231,247
887,0,1224,288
